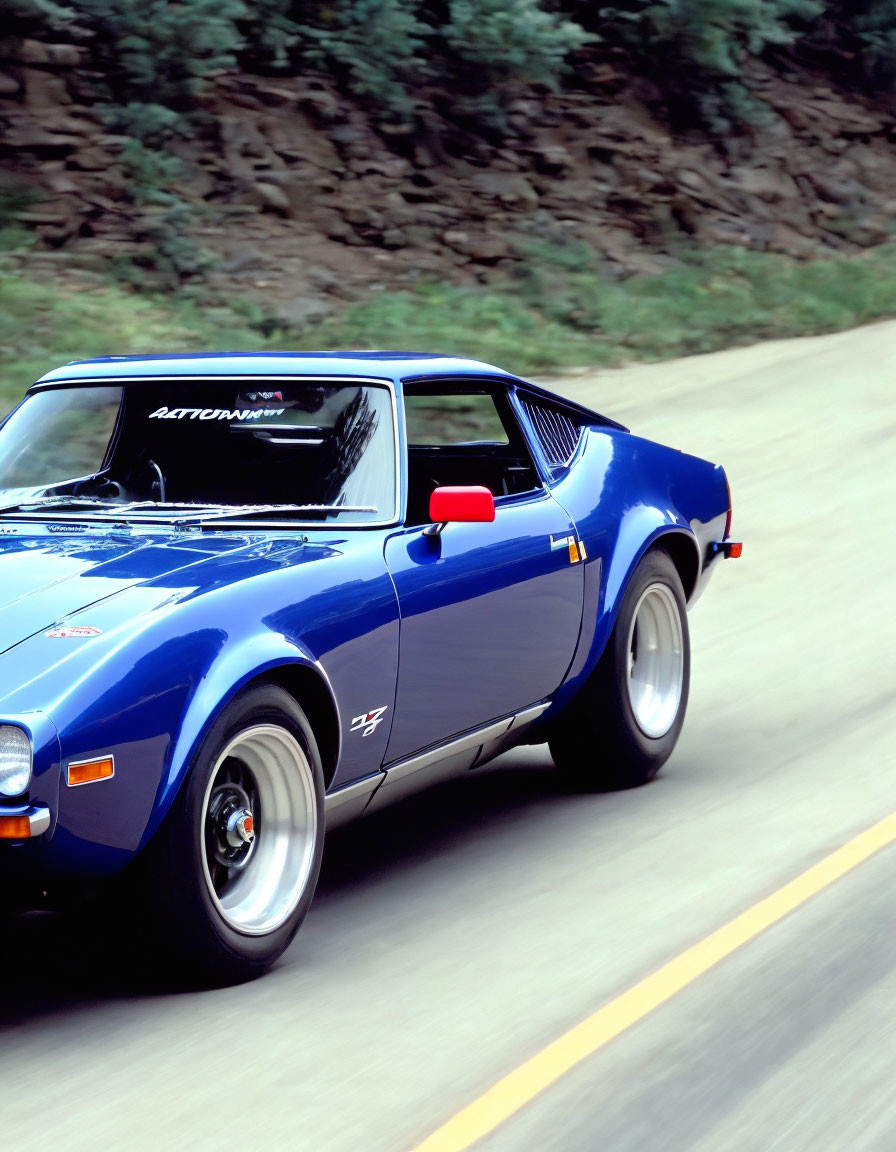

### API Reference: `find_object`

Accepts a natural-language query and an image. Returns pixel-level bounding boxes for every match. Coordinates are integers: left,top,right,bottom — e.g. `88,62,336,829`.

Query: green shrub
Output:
444,0,591,84
819,1,896,87
299,0,429,117
75,0,248,108
596,0,823,125
4,0,71,29
131,201,216,285
116,139,182,203
100,101,183,144
236,0,304,70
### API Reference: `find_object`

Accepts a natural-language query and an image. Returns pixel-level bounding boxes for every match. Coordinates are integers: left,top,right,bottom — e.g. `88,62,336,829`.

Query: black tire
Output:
138,684,325,986
549,548,690,791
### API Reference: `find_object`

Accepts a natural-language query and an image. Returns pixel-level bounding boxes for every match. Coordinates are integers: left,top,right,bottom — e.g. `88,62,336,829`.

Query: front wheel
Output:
141,684,324,985
549,548,690,790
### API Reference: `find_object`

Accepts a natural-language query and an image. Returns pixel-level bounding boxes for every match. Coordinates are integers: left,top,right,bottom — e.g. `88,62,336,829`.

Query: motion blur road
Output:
3,322,896,1151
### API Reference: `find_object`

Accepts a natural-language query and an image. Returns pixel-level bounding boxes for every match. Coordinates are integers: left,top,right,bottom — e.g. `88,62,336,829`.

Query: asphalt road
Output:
3,322,896,1151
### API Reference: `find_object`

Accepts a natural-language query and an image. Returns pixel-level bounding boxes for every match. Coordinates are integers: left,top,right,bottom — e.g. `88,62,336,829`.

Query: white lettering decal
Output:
147,407,287,422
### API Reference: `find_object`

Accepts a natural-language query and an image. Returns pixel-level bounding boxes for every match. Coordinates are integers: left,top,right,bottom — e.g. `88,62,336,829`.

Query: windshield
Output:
0,379,397,525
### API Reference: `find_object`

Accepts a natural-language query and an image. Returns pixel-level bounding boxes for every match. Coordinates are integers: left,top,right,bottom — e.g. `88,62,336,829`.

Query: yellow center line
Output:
408,809,896,1152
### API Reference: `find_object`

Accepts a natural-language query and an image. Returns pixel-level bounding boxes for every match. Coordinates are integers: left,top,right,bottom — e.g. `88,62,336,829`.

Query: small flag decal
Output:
550,535,586,564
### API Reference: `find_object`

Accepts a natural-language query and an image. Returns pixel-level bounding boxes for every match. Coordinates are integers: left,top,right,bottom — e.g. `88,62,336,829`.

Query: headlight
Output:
0,726,32,796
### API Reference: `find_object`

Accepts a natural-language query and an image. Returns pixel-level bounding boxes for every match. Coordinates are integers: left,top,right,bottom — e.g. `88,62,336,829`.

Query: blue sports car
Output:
0,352,739,982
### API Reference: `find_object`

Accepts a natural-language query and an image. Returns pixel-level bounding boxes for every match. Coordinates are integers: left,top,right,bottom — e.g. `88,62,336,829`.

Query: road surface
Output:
3,321,896,1151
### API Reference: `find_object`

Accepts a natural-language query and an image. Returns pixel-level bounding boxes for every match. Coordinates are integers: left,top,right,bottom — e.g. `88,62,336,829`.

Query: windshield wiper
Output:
188,503,378,525
0,495,121,516
0,498,378,526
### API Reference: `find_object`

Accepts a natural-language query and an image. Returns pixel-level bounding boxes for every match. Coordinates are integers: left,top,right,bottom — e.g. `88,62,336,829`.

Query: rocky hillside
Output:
3,33,896,328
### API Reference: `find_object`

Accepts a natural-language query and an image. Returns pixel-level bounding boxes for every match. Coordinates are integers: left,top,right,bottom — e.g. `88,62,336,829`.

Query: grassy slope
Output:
3,241,896,416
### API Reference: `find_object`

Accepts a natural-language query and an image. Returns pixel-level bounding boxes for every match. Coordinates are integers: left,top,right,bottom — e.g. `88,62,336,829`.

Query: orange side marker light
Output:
0,816,32,839
67,756,115,787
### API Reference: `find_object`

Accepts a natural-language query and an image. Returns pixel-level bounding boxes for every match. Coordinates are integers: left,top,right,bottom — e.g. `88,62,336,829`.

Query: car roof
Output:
32,351,624,430
34,351,520,385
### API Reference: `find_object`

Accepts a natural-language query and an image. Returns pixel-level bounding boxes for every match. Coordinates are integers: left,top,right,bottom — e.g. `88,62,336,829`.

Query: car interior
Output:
403,383,542,526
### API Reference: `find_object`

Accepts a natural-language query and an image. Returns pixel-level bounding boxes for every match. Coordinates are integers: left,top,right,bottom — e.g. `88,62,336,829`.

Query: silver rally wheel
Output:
626,582,685,739
548,547,690,791
142,684,324,986
200,724,318,937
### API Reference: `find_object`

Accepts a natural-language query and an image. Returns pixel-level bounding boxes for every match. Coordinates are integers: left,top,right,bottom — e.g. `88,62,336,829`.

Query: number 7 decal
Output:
350,706,389,737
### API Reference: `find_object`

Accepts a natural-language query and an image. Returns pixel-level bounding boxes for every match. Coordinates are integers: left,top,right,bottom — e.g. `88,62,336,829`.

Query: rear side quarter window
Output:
517,395,584,470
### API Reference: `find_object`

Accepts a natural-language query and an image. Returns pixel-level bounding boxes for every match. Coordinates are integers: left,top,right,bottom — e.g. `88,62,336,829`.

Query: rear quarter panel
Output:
548,426,729,711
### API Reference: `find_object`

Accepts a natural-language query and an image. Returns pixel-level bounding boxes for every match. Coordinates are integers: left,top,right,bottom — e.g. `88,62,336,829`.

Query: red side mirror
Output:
429,485,495,525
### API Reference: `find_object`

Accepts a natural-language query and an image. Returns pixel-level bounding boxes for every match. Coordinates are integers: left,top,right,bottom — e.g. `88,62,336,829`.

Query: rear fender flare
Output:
554,511,698,716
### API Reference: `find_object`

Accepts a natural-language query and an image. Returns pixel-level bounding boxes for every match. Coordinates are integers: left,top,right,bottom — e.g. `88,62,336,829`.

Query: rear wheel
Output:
142,684,324,986
550,548,690,790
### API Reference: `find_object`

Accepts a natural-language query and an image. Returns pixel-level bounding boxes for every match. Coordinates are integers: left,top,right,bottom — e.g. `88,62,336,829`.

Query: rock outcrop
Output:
3,37,896,323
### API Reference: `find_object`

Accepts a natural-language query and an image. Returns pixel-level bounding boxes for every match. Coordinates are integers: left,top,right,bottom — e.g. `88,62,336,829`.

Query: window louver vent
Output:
520,400,581,466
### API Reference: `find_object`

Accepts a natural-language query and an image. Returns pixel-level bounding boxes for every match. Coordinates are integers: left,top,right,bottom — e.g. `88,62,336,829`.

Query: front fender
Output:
45,629,329,873
144,634,332,848
4,530,397,876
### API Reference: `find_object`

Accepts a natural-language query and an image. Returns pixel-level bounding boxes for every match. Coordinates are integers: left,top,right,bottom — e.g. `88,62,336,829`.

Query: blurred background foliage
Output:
4,0,896,401
7,0,896,127
6,239,896,411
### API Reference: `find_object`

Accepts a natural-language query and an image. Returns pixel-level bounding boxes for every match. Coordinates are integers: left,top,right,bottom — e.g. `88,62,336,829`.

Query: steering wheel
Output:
71,476,126,500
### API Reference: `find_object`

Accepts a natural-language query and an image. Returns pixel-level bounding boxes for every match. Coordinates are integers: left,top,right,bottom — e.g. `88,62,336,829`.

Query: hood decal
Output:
0,533,262,658
45,625,103,639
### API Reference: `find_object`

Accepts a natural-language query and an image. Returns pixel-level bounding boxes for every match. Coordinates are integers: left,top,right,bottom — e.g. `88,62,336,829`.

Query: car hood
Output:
0,529,314,656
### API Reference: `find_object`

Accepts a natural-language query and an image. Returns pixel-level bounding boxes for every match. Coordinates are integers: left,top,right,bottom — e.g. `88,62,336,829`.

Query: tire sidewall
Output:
609,548,690,775
164,683,325,978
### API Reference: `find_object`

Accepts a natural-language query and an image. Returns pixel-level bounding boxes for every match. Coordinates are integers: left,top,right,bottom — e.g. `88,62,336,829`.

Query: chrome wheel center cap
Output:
225,808,256,848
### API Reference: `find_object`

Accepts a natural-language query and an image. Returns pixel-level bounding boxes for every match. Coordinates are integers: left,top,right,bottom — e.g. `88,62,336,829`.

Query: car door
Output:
382,381,585,764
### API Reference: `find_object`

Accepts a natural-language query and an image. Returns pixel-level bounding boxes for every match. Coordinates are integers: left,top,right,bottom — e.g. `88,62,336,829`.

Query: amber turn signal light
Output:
67,756,115,787
0,815,32,838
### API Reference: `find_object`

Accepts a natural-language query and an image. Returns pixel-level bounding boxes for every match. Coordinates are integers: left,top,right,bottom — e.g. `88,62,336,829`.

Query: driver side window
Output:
403,384,540,526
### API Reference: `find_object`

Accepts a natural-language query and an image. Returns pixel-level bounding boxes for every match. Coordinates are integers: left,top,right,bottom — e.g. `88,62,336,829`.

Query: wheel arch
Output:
550,520,699,725
610,526,700,612
254,664,340,789
549,542,691,790
653,529,701,604
140,643,342,853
